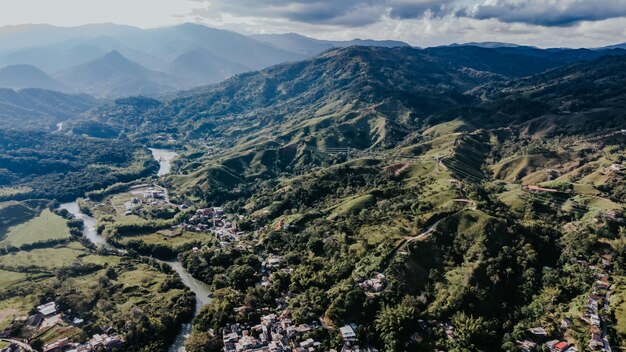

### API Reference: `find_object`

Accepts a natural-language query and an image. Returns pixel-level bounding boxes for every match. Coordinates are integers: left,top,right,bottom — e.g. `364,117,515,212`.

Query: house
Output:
37,302,57,317
27,313,44,327
43,338,69,352
340,325,357,341
560,318,573,329
516,340,537,352
553,341,569,352
589,332,603,350
410,333,423,344
528,327,548,337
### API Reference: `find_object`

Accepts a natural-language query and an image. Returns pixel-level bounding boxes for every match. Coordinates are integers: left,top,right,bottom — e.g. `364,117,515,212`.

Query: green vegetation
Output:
0,209,69,247
0,129,158,201
1,45,626,352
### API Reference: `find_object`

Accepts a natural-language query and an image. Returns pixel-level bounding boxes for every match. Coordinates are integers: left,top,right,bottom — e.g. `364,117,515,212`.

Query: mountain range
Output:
0,22,623,99
0,24,625,352
0,23,409,97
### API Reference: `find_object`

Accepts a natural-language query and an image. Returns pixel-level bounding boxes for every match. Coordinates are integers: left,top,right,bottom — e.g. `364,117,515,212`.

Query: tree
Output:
31,339,44,352
185,331,221,352
448,312,495,352
375,296,418,352
228,264,256,291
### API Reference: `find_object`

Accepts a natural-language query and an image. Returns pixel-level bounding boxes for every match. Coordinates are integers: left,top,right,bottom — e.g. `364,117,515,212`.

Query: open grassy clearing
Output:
81,254,122,267
0,295,38,330
328,194,375,218
33,322,83,344
0,209,70,247
0,245,87,271
0,269,48,290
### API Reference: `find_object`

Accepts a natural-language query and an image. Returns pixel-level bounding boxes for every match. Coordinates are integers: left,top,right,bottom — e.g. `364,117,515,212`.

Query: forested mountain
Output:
0,23,413,96
58,50,175,97
75,45,626,147
0,64,64,90
0,88,98,130
0,36,625,352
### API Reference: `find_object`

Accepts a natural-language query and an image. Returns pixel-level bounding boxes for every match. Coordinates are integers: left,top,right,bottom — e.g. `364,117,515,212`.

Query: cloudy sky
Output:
2,0,626,47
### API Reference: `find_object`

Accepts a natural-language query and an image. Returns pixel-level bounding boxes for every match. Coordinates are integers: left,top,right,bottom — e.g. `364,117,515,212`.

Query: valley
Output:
0,35,624,352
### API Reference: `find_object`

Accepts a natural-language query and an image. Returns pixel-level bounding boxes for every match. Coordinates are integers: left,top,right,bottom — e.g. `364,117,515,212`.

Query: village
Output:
0,301,123,352
515,257,615,352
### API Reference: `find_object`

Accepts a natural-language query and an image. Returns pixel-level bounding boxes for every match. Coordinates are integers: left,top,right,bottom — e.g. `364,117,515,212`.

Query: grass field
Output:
0,246,86,271
0,269,47,290
81,254,122,267
33,321,82,344
0,209,70,247
329,194,375,218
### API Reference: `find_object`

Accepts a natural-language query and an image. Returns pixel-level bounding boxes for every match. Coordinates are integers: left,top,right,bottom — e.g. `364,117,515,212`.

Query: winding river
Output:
59,148,211,352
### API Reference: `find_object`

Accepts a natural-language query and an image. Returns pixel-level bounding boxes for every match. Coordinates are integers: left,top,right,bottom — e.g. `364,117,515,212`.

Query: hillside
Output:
80,45,592,142
449,55,626,134
0,64,63,90
0,40,625,352
0,88,98,130
58,50,175,97
167,48,249,87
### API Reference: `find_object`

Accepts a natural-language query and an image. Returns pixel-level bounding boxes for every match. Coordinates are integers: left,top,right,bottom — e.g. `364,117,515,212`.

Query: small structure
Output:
43,338,69,352
27,313,44,327
358,273,387,293
340,325,357,342
528,327,548,337
37,302,57,317
516,340,537,352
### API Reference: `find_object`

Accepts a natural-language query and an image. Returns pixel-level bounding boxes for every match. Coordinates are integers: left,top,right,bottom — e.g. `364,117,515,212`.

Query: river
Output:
149,148,179,177
60,148,211,352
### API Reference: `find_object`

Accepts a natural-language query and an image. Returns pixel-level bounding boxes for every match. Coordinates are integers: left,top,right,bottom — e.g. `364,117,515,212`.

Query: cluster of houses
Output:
184,207,248,248
222,311,319,352
581,260,612,351
517,327,578,352
41,332,123,352
517,257,614,352
122,186,168,216
261,255,286,288
66,333,124,352
3,302,124,352
356,273,386,294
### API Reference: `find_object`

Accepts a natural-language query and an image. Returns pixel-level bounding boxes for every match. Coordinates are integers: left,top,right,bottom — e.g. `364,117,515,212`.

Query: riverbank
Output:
60,148,211,352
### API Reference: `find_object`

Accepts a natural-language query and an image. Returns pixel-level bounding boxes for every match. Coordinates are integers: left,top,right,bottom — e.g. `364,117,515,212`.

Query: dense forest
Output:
0,129,158,201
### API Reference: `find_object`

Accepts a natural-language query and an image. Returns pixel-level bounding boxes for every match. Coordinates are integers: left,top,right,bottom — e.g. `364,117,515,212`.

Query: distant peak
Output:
105,50,124,57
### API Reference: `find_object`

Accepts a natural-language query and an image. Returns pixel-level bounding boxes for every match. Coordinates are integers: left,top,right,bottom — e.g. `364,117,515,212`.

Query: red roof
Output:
555,342,569,350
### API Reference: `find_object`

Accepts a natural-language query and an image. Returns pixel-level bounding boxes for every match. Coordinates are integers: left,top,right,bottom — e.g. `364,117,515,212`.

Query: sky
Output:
1,0,626,48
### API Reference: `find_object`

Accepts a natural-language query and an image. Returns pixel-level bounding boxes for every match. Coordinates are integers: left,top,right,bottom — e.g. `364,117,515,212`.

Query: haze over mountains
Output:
0,22,624,99
0,23,411,98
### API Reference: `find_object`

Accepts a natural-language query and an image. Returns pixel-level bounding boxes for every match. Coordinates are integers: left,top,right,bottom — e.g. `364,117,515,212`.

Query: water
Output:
148,148,212,352
60,148,209,352
59,201,109,248
149,148,179,177
160,259,212,352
